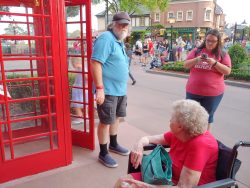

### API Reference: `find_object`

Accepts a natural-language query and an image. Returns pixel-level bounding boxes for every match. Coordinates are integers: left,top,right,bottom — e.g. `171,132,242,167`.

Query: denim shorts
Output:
97,95,127,125
186,91,224,124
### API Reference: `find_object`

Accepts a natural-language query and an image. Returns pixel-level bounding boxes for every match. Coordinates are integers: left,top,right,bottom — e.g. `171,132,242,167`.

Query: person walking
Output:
73,36,80,55
90,11,131,168
125,43,136,85
141,39,149,67
184,29,231,131
147,38,154,62
186,38,193,56
135,39,142,64
165,39,170,56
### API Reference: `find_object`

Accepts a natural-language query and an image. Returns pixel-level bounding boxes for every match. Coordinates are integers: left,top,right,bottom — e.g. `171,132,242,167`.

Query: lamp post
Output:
241,20,247,42
168,14,176,61
12,19,17,45
231,30,234,42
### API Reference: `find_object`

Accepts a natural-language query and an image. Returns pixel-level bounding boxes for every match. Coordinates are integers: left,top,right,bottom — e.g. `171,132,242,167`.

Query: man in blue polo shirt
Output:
90,12,130,168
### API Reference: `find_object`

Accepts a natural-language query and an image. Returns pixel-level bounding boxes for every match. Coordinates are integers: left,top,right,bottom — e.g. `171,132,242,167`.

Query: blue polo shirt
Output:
91,31,129,96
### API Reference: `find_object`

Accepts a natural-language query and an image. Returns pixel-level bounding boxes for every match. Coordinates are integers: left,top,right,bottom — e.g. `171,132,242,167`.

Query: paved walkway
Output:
1,54,250,188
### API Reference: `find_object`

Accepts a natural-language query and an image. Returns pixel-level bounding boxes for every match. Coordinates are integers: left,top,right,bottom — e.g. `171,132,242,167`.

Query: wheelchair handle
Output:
143,144,170,151
241,141,250,147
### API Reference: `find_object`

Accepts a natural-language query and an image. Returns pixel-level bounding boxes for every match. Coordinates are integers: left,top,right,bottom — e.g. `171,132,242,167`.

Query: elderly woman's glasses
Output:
205,39,218,43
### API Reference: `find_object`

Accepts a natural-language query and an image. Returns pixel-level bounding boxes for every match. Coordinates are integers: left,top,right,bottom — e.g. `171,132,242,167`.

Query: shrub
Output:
228,43,247,69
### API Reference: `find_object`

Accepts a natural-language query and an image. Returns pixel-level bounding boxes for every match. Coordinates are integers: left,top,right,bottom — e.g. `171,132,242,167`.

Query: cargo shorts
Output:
97,95,127,125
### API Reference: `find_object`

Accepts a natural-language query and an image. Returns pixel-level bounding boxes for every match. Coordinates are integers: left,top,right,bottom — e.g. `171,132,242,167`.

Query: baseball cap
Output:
148,38,151,41
112,11,130,25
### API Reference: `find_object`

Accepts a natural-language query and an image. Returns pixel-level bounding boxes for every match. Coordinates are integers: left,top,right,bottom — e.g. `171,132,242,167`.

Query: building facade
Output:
151,0,226,43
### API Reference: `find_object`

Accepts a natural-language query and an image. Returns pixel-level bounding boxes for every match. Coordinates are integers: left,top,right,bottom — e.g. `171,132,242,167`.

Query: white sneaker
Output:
71,119,84,124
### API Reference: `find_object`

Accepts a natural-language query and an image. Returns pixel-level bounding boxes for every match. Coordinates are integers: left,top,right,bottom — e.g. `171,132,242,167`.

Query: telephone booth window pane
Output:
4,60,46,77
0,16,27,23
44,18,51,36
46,39,53,57
82,5,86,21
67,40,82,55
84,58,88,70
3,6,26,14
11,117,50,139
65,6,80,22
50,98,56,114
0,103,7,121
51,116,57,131
82,23,86,38
83,41,87,56
13,135,51,158
9,99,48,121
29,24,35,36
66,23,81,39
28,8,33,14
52,134,58,149
48,60,54,76
8,80,47,99
1,124,9,141
49,79,55,95
43,0,51,15
4,143,11,160
0,62,2,80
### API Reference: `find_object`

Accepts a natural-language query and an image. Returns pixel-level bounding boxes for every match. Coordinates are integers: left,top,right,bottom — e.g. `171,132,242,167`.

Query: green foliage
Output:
0,6,11,20
228,43,247,69
161,62,190,73
3,23,27,36
92,0,170,15
66,6,80,18
165,30,178,37
146,24,165,39
68,30,81,38
130,30,146,46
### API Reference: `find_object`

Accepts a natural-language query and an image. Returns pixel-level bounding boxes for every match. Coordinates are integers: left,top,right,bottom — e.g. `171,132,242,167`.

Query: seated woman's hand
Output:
131,143,144,169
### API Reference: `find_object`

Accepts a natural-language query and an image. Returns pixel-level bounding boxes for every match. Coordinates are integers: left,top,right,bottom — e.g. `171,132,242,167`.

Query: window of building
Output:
167,11,174,22
186,10,193,21
136,17,140,26
155,13,160,22
141,17,145,26
177,11,183,21
206,10,211,20
221,17,224,25
132,18,135,27
145,17,150,26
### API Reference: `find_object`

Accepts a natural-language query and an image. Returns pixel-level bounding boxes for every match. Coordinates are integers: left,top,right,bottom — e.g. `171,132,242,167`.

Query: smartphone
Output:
201,53,208,59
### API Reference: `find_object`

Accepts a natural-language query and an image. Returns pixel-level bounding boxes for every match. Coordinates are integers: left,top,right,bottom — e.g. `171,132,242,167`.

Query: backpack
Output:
135,44,140,52
165,56,169,62
195,47,226,61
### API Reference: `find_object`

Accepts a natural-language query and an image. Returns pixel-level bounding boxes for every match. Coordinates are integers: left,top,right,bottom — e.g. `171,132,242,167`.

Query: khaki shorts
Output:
97,95,127,125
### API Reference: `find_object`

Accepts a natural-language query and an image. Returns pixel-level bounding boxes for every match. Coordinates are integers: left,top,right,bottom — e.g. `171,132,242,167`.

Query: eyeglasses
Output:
205,39,218,43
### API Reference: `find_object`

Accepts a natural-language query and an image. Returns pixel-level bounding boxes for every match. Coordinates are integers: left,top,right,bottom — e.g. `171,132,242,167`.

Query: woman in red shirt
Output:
114,99,218,188
184,29,231,131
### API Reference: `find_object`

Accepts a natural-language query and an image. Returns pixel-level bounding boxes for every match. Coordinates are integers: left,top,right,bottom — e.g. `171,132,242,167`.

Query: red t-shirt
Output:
185,48,231,96
164,131,218,186
148,42,153,54
73,41,79,50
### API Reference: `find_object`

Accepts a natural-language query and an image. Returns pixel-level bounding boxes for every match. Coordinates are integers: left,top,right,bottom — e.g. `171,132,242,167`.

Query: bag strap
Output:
195,47,226,61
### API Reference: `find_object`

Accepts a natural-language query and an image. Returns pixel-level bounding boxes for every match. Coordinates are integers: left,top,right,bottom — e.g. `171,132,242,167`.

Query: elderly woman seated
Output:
114,99,219,188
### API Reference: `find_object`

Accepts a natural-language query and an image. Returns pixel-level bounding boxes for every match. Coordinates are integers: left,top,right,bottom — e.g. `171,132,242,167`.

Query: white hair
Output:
107,21,116,31
172,99,209,137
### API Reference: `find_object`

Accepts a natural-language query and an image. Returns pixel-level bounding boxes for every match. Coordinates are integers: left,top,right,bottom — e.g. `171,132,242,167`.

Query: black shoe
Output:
141,64,144,67
132,80,136,85
149,67,153,69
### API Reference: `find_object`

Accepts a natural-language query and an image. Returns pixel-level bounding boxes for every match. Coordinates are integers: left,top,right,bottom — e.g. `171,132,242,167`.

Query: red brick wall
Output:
151,1,216,28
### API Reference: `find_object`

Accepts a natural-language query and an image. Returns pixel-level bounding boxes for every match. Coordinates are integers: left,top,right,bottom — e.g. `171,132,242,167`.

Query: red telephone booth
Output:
0,0,94,183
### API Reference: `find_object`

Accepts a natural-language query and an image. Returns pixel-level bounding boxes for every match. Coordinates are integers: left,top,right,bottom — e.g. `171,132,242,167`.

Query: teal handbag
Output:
141,144,174,185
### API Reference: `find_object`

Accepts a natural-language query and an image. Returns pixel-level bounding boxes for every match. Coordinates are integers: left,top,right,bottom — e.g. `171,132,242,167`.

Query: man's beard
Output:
113,26,128,40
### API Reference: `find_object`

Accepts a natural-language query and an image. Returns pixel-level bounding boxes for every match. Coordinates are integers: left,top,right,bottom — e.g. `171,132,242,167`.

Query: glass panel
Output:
49,79,55,95
4,143,11,160
8,80,47,99
0,103,7,121
50,98,56,114
0,83,10,101
82,23,86,38
32,17,43,36
67,40,80,55
0,23,28,35
1,16,27,22
44,17,51,36
11,117,50,139
0,61,2,80
66,23,81,39
83,57,88,71
1,124,9,141
51,116,57,131
28,8,33,14
82,5,86,21
83,40,87,56
48,59,54,76
46,39,52,57
4,60,46,77
52,134,58,149
9,98,48,120
43,0,51,15
13,135,51,158
65,6,80,22
0,6,26,14
1,39,44,57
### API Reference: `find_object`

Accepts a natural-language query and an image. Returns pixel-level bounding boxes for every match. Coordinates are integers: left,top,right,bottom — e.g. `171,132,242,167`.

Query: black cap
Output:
112,11,130,24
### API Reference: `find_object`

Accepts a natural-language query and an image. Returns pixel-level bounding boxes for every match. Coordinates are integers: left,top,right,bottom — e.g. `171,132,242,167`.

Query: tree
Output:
68,30,81,39
3,23,27,36
146,24,165,39
0,6,11,20
66,6,80,19
92,0,170,15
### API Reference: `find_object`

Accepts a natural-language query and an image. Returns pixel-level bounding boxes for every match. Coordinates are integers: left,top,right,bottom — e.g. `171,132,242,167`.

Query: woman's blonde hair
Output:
172,99,208,137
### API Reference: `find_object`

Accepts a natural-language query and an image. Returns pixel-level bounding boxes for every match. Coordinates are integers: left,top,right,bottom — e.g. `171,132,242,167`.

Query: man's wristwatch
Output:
96,85,104,89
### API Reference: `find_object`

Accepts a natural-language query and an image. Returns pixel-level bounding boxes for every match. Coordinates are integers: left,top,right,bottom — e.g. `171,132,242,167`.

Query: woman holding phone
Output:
184,29,231,131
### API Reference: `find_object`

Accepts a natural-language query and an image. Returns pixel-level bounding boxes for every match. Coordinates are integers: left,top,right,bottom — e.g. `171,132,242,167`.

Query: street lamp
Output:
12,19,17,45
197,27,200,32
241,20,247,42
169,14,176,61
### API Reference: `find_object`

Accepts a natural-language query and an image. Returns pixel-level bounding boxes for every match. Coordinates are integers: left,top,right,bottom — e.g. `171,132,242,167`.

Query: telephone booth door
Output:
0,0,68,183
62,0,95,150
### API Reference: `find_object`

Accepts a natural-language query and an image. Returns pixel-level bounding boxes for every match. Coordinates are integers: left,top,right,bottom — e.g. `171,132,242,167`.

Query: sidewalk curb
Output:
146,68,250,89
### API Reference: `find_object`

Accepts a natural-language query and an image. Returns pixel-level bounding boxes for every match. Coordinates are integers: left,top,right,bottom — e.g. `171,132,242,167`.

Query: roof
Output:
215,4,222,14
95,10,106,16
223,28,233,37
95,7,151,17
